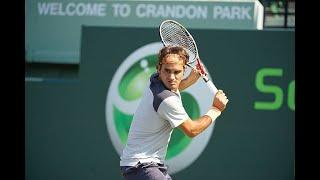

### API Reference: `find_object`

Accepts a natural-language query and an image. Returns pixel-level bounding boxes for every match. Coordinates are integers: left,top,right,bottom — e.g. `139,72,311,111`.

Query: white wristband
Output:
205,107,221,121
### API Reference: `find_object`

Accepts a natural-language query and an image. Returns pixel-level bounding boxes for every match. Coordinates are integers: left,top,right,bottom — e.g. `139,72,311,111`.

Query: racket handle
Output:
206,80,218,95
202,76,218,95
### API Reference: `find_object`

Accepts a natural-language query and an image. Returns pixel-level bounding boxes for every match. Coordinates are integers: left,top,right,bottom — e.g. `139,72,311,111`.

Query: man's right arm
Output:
179,107,221,137
179,90,228,138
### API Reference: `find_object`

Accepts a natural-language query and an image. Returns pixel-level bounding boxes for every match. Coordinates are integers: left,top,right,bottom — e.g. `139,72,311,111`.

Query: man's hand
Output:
213,90,229,112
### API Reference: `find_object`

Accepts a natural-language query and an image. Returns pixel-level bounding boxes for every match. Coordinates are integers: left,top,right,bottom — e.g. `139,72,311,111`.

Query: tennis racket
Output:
159,19,218,95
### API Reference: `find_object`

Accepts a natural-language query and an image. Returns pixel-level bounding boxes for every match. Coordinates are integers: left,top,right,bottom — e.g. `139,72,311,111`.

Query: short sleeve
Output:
157,96,190,128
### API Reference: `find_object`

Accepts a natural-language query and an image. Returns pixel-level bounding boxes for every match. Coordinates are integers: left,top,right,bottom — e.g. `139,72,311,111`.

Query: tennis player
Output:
120,46,229,180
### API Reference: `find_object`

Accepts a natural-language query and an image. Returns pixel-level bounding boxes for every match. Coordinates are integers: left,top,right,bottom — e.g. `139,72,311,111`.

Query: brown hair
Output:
157,46,189,70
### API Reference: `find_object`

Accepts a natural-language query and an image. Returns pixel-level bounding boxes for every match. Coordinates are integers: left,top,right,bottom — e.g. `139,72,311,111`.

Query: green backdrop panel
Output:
26,27,294,180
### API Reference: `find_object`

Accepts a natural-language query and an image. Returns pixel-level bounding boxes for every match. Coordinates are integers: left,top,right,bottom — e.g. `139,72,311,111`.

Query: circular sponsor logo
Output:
105,42,216,174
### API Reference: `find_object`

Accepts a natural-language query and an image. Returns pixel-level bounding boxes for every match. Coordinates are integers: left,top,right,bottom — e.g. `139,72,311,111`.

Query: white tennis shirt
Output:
120,73,190,166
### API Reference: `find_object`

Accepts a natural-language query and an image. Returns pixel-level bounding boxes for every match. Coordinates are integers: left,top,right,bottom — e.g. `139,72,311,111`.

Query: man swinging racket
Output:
119,45,229,180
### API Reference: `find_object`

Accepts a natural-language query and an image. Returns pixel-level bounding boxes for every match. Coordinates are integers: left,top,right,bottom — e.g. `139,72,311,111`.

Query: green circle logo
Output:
106,42,216,174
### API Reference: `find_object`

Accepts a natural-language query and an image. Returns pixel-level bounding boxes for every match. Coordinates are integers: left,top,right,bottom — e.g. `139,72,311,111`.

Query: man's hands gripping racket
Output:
159,19,218,96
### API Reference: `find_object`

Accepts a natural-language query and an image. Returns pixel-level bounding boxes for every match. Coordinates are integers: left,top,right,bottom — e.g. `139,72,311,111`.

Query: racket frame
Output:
159,19,218,95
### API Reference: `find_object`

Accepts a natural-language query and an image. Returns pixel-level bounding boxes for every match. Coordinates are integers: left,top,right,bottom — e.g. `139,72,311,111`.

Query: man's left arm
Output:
179,69,201,91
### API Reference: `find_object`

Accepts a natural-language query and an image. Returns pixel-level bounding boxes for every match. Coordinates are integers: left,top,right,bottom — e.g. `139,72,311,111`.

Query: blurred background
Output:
25,0,295,179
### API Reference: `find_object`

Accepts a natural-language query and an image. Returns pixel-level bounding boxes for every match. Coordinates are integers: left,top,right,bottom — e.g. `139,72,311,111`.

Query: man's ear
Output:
156,64,161,73
183,65,187,74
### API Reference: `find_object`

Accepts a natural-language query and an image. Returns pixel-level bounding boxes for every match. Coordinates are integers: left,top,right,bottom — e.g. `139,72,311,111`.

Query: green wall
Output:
25,27,294,180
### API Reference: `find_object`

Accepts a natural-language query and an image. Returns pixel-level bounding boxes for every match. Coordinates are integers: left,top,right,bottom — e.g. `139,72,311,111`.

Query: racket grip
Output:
205,80,218,95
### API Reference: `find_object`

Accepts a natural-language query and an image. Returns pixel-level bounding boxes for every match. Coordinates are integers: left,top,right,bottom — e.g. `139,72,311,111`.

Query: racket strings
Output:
160,22,197,63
